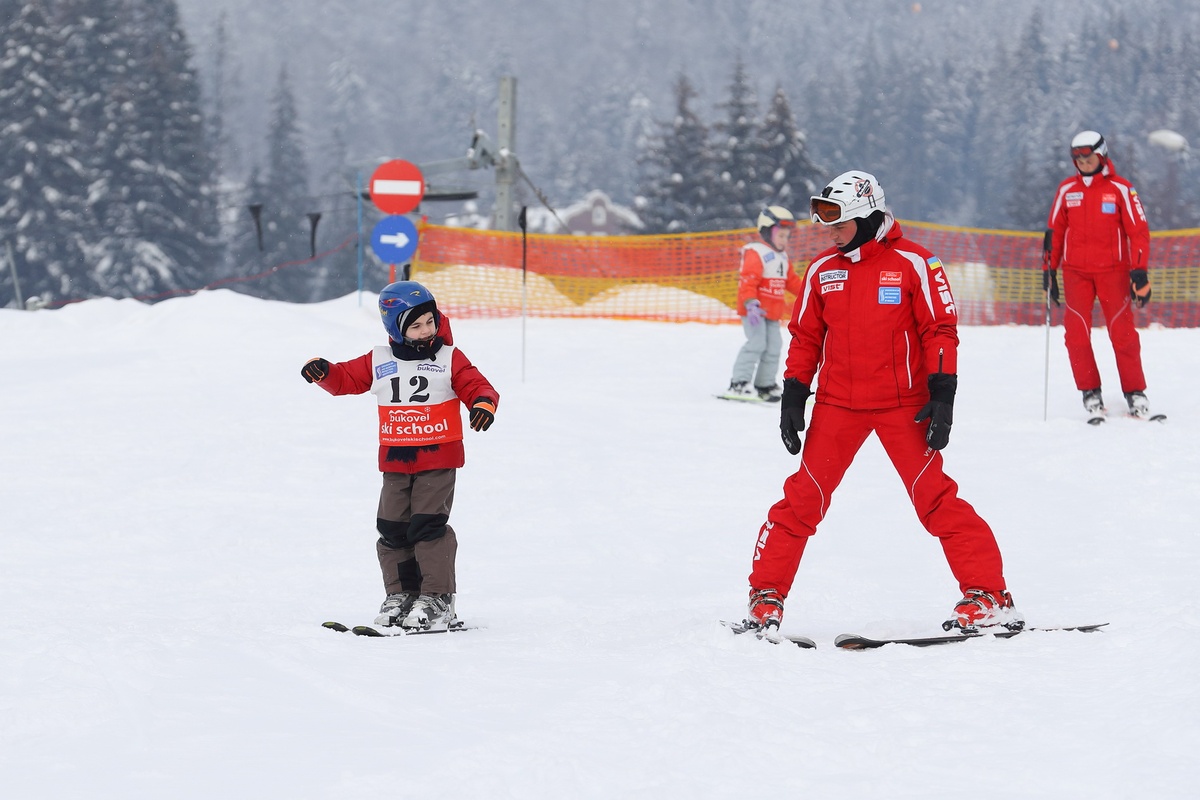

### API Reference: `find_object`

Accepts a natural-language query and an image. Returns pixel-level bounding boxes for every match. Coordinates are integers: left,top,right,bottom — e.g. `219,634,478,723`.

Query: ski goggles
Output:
1071,145,1100,159
810,197,849,224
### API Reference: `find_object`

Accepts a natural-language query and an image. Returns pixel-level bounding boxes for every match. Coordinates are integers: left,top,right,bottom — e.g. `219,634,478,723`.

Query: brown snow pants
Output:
375,468,458,596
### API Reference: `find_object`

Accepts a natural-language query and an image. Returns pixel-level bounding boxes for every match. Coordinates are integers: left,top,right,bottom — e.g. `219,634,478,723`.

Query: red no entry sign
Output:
369,160,425,215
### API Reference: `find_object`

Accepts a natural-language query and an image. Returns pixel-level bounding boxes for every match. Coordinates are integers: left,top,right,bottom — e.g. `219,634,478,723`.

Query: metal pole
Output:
519,206,528,382
1043,290,1052,421
5,241,23,311
495,76,517,231
356,170,364,305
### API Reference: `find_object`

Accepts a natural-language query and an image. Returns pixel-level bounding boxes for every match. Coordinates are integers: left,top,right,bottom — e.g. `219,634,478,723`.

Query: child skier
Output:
300,281,499,630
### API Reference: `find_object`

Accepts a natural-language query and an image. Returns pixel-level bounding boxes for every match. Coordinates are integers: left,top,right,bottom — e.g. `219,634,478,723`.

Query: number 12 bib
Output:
370,346,463,447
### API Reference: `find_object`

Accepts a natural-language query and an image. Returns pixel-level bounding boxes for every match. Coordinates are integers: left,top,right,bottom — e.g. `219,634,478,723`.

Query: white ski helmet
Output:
810,171,886,225
1071,130,1108,159
756,205,796,246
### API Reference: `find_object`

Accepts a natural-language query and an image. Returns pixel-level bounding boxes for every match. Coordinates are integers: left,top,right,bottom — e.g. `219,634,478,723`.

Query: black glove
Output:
469,398,496,431
914,373,957,451
1130,269,1151,307
301,357,330,384
779,379,811,455
1042,269,1060,307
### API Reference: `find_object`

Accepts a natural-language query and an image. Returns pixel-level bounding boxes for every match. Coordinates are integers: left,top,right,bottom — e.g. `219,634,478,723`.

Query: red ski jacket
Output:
786,220,960,410
315,316,498,473
1047,159,1150,274
736,242,805,321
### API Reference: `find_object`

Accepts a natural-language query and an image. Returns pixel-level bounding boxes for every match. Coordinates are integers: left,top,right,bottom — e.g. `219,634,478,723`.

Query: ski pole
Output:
1043,288,1051,421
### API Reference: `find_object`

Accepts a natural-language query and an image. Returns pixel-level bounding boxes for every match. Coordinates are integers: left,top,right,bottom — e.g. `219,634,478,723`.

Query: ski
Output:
715,393,767,404
1087,414,1106,426
719,619,816,649
834,622,1109,650
322,620,475,637
1129,412,1167,423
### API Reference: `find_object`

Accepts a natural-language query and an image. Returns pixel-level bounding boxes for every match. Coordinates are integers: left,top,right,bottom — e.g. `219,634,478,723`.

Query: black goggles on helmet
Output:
810,197,849,224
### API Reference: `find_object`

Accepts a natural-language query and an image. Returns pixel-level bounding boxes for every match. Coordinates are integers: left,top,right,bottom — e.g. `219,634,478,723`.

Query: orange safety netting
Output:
412,220,1200,327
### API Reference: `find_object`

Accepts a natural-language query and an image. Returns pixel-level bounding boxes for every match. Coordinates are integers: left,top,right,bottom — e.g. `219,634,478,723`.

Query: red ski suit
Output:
1046,160,1150,392
749,221,1008,599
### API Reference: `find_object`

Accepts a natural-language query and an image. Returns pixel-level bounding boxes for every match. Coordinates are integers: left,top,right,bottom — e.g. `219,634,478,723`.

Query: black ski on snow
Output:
834,622,1109,650
322,620,474,637
719,619,816,649
1089,412,1167,425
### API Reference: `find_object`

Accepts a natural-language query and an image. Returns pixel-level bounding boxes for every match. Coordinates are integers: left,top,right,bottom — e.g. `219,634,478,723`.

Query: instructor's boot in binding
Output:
1082,388,1106,424
942,589,1023,633
746,588,785,640
1124,391,1151,419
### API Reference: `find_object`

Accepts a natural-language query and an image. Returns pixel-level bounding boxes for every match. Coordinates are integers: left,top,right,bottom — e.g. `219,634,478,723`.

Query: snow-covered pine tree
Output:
110,0,220,299
707,58,761,231
0,0,98,308
635,74,716,233
758,85,823,215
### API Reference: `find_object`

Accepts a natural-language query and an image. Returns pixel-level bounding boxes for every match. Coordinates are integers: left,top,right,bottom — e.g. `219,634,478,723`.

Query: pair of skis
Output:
721,620,1108,649
322,620,474,637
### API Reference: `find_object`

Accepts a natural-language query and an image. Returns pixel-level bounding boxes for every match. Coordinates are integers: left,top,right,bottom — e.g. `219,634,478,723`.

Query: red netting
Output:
412,220,1200,327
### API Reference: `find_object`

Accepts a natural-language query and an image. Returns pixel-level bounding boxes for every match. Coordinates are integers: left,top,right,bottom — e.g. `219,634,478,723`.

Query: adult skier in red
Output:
300,282,498,630
1044,130,1155,422
745,171,1020,638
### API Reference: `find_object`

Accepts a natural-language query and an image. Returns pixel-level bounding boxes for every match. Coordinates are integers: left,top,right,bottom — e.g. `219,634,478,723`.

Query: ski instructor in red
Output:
745,170,1020,639
1044,130,1155,422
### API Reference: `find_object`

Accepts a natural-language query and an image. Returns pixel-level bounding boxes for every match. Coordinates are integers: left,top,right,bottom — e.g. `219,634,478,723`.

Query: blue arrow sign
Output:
371,215,419,264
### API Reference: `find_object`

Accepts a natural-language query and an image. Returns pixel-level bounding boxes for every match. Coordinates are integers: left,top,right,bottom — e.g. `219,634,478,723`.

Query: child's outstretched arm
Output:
299,353,374,395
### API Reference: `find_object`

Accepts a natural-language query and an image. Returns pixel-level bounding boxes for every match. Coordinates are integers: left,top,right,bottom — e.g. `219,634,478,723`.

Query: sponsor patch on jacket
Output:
926,257,944,272
878,287,901,305
1066,191,1084,201
762,251,778,264
819,269,849,283
821,281,844,295
375,361,399,380
879,271,902,285
417,362,447,373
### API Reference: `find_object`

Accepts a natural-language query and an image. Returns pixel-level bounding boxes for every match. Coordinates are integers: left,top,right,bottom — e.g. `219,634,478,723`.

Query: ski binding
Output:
720,619,816,649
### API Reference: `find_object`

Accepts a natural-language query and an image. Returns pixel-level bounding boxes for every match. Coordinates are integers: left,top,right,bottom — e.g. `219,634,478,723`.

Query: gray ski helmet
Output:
379,281,439,342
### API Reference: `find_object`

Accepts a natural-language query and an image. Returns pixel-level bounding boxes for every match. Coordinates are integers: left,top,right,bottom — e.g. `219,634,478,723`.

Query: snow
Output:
2,290,1198,798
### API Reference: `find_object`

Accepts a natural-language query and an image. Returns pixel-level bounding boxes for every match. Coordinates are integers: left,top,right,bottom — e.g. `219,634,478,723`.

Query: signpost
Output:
371,215,419,282
365,160,425,284
369,160,426,216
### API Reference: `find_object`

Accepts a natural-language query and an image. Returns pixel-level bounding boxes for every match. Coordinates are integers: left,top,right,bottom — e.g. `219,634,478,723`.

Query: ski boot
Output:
942,589,1024,634
746,588,785,641
1124,391,1151,419
1082,388,1106,425
401,593,457,630
374,592,417,627
755,383,783,403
